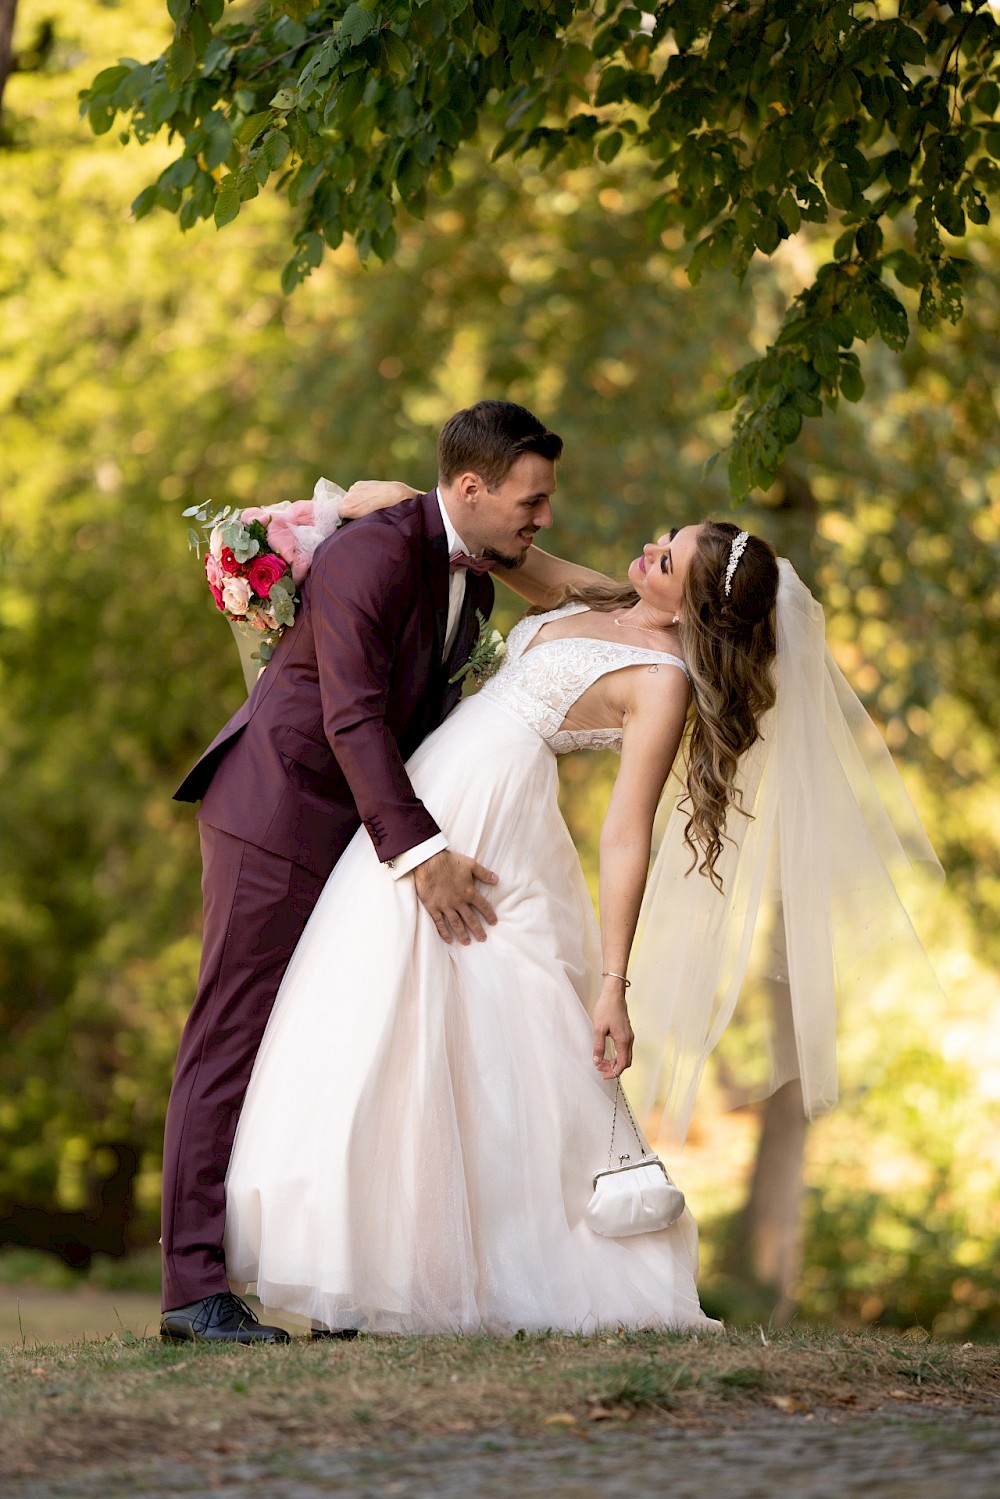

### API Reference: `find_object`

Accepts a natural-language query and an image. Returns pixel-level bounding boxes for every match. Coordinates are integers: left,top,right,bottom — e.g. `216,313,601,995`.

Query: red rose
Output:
246,552,290,599
208,583,225,611
219,546,243,575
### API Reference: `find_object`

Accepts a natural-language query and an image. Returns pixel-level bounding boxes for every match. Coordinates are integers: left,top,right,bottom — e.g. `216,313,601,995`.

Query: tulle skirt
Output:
225,694,714,1334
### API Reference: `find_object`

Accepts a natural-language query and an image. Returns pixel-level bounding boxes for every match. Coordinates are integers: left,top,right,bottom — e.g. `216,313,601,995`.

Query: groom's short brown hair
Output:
438,401,563,490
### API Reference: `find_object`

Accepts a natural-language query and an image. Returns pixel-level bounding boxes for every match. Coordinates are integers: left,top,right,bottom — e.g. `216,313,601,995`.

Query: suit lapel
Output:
418,488,450,664
441,572,496,713
471,572,495,626
444,570,493,678
417,492,497,714
443,595,475,684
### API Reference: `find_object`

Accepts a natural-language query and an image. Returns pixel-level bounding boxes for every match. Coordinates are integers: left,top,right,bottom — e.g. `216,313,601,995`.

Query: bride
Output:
223,494,940,1336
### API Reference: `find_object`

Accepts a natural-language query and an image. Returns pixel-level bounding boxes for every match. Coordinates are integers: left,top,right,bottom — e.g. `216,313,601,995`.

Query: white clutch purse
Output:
585,1081,685,1238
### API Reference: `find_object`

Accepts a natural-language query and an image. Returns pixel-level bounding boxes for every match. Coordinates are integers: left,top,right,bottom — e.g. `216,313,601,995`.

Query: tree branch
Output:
0,0,18,122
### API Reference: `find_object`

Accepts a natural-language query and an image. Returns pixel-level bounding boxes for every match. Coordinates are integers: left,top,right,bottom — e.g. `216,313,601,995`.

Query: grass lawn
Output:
3,1318,998,1486
2,1256,997,1487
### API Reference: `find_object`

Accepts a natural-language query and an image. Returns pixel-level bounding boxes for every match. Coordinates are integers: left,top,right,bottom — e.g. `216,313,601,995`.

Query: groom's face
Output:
472,453,556,568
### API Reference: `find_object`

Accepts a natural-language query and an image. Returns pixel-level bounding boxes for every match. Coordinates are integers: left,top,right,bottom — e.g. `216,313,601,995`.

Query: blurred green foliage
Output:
0,1245,162,1293
80,1,1000,492
0,0,997,1333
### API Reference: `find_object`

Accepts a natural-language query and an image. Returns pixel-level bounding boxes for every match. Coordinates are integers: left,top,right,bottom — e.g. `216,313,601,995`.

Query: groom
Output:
161,401,562,1342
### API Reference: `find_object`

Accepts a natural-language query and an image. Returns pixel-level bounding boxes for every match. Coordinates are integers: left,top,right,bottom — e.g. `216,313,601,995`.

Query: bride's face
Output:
628,525,702,617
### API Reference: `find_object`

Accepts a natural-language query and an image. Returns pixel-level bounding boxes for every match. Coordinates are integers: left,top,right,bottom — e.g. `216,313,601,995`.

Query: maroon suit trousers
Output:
160,825,324,1310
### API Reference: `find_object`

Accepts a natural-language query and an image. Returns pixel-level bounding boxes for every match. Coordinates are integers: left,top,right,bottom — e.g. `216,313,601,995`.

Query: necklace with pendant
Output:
613,614,675,636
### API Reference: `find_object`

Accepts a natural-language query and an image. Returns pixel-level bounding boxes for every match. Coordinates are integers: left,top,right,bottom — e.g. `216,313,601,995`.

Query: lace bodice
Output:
478,603,688,755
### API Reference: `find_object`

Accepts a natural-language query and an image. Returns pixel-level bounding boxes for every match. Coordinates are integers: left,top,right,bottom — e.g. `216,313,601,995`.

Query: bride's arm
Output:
339,481,617,607
592,668,690,1078
339,480,419,517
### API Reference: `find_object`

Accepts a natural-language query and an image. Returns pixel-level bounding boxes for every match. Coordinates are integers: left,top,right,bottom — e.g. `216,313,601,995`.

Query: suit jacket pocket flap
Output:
275,724,336,775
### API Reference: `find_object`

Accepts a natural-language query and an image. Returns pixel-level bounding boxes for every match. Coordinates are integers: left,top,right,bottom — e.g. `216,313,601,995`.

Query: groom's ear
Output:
453,471,485,508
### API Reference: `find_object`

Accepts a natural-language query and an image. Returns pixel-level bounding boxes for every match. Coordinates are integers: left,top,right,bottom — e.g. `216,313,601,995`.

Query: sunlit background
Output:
1,1,998,1342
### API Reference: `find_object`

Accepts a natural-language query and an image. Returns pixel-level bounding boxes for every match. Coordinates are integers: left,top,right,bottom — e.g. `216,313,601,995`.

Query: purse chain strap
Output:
608,1079,647,1170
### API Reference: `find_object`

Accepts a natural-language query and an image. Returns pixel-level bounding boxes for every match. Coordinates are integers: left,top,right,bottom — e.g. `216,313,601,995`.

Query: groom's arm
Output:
311,523,439,863
310,523,498,944
500,545,614,608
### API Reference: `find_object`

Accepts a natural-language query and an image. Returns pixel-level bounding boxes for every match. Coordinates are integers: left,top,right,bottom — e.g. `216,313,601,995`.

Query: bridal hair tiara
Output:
723,531,750,596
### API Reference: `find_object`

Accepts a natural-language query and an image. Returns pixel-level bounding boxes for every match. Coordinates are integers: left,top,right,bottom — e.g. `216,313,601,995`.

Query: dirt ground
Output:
6,1407,1000,1498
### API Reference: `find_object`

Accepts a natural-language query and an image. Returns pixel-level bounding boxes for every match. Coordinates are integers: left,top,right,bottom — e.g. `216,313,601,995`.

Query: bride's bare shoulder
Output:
619,652,691,727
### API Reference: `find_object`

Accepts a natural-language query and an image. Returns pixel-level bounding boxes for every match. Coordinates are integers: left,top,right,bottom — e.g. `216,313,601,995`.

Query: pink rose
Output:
221,576,253,616
246,552,290,599
219,546,243,576
237,486,344,585
205,553,223,588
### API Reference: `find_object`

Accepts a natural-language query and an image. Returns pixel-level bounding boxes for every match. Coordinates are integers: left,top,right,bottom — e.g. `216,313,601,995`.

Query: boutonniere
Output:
449,612,507,687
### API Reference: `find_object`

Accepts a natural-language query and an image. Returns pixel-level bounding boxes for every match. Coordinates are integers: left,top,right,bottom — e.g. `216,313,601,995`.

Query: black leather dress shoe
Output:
311,1328,359,1340
160,1292,290,1344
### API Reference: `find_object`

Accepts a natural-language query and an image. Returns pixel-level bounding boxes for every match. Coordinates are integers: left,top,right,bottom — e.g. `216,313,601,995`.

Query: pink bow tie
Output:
449,551,497,575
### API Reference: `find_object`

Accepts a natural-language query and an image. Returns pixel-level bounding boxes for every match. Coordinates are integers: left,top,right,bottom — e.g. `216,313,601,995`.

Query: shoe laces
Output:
192,1291,260,1334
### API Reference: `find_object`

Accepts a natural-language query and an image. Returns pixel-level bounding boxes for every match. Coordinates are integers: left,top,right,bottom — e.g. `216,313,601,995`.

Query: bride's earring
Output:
672,614,680,626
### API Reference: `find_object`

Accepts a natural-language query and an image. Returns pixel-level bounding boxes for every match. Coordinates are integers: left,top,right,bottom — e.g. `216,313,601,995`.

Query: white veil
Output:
628,559,944,1142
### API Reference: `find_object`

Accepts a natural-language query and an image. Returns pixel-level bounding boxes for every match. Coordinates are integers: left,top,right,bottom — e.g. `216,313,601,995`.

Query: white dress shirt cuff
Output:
386,833,448,879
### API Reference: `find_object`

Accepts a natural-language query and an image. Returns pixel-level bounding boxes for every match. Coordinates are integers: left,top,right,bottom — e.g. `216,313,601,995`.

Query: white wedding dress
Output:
224,604,717,1335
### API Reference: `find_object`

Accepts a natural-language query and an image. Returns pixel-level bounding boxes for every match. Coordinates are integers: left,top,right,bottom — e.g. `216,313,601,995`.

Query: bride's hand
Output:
592,983,634,1078
340,480,418,519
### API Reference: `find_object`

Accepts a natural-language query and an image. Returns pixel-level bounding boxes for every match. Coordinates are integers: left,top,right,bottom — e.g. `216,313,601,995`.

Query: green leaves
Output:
883,150,910,193
976,80,1000,117
381,31,412,77
337,2,378,50
838,354,865,403
233,110,276,146
217,518,261,562
268,578,297,629
89,64,132,95
935,191,966,238
84,0,1000,496
822,163,855,212
869,283,909,352
723,271,911,495
214,175,241,228
855,221,883,262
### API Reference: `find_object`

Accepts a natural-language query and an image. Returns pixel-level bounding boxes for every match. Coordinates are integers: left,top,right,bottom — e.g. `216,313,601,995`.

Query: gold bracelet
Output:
601,969,631,988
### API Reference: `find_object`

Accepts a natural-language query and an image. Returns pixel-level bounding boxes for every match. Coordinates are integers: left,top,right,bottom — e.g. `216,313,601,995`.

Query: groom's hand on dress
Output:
413,850,499,945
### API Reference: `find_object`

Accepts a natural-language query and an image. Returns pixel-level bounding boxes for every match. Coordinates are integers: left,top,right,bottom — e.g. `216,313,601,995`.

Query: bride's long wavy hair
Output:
559,521,779,890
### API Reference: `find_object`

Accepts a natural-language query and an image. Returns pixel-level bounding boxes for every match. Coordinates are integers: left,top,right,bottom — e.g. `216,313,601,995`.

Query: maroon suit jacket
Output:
174,490,494,879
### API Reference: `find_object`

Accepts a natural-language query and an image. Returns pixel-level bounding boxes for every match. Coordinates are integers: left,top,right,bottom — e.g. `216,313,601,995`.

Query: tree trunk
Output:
0,0,18,120
722,910,810,1323
740,1079,809,1322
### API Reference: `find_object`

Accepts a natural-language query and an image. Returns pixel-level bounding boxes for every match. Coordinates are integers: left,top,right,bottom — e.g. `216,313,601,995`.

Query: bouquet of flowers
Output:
184,478,345,669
